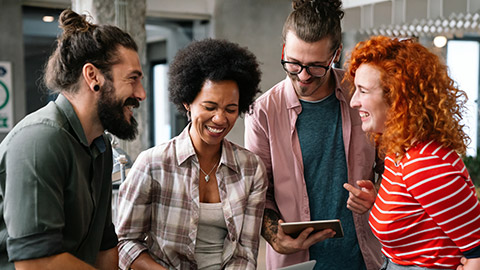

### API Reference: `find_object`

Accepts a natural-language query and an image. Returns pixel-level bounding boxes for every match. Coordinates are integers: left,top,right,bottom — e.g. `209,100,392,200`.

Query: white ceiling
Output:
22,0,214,19
343,0,388,9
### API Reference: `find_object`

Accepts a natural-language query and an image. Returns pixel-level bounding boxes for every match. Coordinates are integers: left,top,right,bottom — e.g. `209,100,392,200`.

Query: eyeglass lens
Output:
282,62,328,77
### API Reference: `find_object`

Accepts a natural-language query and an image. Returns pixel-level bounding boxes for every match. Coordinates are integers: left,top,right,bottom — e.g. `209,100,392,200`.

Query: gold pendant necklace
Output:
199,159,219,182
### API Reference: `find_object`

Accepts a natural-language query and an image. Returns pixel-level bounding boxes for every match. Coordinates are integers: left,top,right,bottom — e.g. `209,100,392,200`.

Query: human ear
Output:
334,44,343,63
82,63,104,92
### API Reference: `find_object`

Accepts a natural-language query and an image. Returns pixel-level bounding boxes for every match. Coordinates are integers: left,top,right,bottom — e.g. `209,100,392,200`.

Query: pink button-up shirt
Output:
244,69,382,269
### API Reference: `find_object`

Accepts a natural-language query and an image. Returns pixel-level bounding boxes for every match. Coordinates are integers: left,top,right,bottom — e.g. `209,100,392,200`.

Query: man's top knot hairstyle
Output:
284,0,344,52
58,10,96,36
292,0,343,19
44,9,138,94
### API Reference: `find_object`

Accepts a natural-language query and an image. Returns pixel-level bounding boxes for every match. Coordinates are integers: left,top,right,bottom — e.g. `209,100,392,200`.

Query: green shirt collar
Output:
55,94,106,153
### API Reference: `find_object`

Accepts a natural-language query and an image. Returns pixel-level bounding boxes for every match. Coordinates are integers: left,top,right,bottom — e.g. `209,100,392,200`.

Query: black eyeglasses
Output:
281,60,331,77
281,49,338,78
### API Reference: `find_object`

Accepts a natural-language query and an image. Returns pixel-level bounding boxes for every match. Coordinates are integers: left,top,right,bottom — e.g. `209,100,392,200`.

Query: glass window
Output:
447,40,479,157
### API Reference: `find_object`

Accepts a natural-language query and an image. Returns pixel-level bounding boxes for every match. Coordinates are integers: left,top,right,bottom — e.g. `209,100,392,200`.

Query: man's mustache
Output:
124,98,140,108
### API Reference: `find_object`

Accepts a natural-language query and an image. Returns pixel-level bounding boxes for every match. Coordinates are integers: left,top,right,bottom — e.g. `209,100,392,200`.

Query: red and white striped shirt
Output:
370,140,480,269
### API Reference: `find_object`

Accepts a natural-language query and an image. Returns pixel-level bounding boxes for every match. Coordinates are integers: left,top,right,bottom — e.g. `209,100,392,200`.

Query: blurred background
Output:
4,0,480,157
2,0,480,268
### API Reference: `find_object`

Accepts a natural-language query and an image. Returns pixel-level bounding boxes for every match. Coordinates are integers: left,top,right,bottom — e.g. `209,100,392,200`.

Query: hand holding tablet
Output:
280,219,344,238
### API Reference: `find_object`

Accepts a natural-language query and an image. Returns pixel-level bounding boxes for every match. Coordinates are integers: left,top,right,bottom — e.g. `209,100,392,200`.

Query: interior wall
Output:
8,0,480,148
342,0,480,66
213,0,292,146
145,0,213,20
0,0,26,142
23,6,63,115
146,20,194,146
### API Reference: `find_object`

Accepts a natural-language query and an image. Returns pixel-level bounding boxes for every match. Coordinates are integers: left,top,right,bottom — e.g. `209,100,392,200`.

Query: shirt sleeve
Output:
403,154,480,255
4,125,70,261
116,151,153,269
225,155,267,269
244,112,277,213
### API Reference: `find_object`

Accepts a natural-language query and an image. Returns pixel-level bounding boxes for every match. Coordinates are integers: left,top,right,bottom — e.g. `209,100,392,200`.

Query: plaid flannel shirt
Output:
116,125,267,269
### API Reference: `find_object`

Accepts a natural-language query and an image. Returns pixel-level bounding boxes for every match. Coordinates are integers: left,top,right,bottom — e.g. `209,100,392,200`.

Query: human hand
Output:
269,220,336,254
456,257,480,270
343,180,376,214
130,252,167,270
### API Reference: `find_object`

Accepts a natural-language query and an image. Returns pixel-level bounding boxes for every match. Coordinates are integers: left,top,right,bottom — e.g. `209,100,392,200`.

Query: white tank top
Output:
194,202,228,269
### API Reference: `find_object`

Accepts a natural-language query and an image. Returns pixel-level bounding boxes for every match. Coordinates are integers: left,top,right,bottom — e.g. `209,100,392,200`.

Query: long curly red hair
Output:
345,36,469,160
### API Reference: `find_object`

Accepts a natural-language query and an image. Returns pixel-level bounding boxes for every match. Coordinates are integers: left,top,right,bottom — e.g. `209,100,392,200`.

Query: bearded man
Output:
0,9,145,270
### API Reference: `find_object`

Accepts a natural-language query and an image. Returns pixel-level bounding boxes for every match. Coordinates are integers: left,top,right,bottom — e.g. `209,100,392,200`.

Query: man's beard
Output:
288,72,327,100
97,80,140,141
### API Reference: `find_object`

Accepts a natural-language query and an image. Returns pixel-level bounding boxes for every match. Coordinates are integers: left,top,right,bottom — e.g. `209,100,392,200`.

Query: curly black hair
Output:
168,38,262,115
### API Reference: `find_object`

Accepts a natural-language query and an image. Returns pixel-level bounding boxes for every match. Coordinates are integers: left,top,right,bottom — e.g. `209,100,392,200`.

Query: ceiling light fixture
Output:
433,35,448,48
42,16,55,23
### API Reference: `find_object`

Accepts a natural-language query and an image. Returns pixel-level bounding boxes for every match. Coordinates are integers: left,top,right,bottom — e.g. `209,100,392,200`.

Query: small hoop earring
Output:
93,85,100,91
186,111,191,121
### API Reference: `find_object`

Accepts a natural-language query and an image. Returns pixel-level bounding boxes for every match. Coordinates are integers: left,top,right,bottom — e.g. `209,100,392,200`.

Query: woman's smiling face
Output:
186,79,240,150
350,63,389,133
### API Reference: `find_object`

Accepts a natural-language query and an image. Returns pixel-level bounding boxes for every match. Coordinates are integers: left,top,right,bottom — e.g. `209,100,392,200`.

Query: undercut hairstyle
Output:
345,36,469,160
168,38,262,115
282,0,344,52
44,9,138,94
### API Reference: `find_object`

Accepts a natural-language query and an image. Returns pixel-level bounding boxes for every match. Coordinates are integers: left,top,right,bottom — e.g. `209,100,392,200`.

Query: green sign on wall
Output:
0,62,13,132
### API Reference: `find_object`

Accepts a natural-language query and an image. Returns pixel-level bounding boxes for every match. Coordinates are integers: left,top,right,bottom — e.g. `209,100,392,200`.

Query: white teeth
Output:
207,126,224,133
360,112,370,118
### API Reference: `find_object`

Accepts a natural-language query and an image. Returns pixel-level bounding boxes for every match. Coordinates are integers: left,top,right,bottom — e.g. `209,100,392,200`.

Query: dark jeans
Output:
380,256,446,270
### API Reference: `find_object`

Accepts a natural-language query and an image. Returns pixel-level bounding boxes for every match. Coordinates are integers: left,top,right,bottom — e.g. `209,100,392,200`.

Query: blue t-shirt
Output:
297,95,365,270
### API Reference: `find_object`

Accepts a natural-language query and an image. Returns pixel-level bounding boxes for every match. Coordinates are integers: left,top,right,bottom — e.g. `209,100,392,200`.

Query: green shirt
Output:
0,94,117,269
297,96,365,270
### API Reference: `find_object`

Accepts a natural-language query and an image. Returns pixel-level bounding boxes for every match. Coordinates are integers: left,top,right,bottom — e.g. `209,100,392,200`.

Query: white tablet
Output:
280,219,344,238
278,260,317,270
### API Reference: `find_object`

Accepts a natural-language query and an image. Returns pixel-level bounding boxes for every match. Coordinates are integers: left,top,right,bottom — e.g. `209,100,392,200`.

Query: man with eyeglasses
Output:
244,0,382,269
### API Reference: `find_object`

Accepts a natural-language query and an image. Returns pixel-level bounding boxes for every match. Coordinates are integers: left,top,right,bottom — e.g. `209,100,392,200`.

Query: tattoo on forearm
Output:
262,209,280,244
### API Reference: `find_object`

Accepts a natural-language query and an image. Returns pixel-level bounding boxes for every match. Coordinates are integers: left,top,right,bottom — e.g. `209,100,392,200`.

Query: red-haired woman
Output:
346,35,480,270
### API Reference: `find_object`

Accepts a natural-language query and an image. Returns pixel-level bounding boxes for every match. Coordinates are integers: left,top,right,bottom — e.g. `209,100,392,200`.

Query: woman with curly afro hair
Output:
116,38,267,270
346,35,480,270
